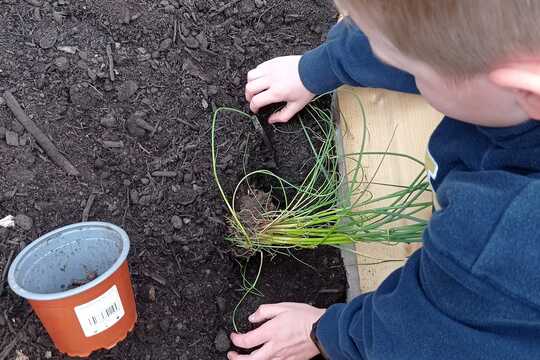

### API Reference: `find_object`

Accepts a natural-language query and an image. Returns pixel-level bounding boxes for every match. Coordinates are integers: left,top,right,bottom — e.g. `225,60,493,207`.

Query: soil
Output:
0,1,346,359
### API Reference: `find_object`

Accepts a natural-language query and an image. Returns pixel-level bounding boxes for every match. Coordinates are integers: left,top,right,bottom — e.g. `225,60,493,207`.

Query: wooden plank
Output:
337,86,443,293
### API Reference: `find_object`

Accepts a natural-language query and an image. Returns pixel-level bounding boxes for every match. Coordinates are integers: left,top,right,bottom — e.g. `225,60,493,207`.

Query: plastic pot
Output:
8,222,137,357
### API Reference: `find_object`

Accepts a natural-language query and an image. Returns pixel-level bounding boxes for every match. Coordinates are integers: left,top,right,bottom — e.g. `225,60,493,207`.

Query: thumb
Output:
249,304,287,323
268,101,305,124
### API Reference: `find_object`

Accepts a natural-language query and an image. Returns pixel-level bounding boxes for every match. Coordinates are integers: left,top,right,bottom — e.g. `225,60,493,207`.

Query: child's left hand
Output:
227,303,325,360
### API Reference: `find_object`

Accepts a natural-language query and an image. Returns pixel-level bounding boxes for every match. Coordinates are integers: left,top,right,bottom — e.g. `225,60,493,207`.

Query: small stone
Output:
54,56,69,71
159,318,170,332
44,351,52,359
38,28,58,49
126,111,148,137
214,329,231,352
117,80,139,101
18,133,31,146
164,5,175,13
11,120,24,134
15,214,33,230
216,296,226,313
130,189,139,204
159,38,172,51
94,158,105,169
183,218,191,225
146,285,156,302
141,178,150,185
184,36,199,49
171,215,183,230
5,130,19,146
195,32,208,50
100,112,116,128
208,85,218,96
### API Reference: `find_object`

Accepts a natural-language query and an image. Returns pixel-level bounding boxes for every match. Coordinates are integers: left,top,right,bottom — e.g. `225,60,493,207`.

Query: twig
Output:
3,91,80,176
122,187,130,228
209,0,242,18
82,193,96,222
173,19,177,44
106,44,115,82
0,250,15,297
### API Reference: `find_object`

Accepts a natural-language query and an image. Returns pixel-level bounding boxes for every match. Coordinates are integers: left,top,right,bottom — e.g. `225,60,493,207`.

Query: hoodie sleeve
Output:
315,174,540,359
314,250,519,360
298,19,419,95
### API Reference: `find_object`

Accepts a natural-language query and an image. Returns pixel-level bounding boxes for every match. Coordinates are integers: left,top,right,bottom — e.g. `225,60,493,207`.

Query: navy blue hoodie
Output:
299,20,540,360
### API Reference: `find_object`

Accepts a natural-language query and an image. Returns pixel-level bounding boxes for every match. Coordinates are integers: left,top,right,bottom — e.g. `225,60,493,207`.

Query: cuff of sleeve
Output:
299,44,344,95
315,304,348,360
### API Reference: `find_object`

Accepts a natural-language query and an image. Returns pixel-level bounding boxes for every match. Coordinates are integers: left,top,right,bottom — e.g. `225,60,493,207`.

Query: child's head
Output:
337,0,540,126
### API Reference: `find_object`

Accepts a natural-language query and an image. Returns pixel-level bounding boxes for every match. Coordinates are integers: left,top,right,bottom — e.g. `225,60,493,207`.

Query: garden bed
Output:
0,1,346,359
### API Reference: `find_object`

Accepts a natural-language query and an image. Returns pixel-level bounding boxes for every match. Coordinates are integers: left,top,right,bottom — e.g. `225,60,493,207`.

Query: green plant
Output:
211,94,431,255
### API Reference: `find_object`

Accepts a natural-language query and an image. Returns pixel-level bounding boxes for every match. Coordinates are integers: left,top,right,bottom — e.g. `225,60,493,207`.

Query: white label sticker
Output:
74,285,125,337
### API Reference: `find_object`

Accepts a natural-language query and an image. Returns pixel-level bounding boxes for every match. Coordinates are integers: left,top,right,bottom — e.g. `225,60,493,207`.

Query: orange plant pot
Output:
8,222,137,357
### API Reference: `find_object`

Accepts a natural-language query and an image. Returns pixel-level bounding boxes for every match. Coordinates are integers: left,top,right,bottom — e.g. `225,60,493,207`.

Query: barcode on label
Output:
74,285,125,337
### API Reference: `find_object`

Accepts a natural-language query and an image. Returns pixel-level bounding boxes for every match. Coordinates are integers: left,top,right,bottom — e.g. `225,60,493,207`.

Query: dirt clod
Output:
117,80,139,101
214,328,231,352
54,57,69,71
171,215,183,230
100,112,116,128
69,82,102,109
5,130,19,146
159,318,171,332
126,111,148,137
15,214,33,230
38,28,58,49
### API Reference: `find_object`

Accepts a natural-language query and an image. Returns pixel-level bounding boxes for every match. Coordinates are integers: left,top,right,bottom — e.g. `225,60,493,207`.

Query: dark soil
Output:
0,1,346,359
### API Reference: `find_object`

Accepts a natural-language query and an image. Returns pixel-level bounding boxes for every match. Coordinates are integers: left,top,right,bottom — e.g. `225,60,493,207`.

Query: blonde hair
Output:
337,0,540,77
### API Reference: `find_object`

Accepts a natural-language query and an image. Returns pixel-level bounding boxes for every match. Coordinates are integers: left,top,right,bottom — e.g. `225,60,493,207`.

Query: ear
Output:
489,63,540,120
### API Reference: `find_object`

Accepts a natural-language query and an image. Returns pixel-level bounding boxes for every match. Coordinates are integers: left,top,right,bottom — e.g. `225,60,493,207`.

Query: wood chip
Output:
151,171,177,177
82,194,96,221
102,140,124,148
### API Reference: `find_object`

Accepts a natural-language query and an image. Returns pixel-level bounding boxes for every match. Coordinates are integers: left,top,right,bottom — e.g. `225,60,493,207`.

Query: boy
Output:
228,1,540,359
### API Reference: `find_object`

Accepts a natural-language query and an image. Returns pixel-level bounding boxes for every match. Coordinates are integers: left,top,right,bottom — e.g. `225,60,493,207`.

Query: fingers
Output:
248,304,287,323
268,102,305,124
245,78,269,102
227,345,273,360
230,324,271,349
247,67,265,82
250,91,280,113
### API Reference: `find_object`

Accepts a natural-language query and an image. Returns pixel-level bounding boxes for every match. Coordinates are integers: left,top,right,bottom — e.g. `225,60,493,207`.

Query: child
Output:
228,1,540,359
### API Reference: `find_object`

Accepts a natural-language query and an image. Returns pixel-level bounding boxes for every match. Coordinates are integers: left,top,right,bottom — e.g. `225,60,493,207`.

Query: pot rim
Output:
7,222,130,301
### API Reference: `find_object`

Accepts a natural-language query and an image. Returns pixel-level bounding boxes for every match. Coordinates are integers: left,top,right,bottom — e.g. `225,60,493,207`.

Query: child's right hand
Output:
246,56,315,124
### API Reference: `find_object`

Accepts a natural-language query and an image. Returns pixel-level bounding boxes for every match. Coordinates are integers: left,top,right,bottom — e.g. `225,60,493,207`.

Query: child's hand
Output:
228,303,325,360
246,56,315,124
